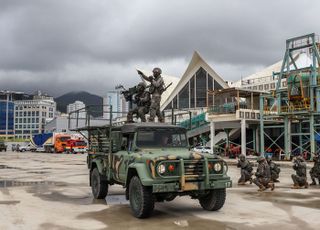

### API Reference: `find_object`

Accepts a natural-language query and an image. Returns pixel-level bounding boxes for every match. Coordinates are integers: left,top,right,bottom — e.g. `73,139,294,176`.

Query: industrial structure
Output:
259,33,320,160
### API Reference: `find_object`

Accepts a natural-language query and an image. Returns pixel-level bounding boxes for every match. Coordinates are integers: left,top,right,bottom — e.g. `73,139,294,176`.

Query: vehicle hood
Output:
133,148,219,162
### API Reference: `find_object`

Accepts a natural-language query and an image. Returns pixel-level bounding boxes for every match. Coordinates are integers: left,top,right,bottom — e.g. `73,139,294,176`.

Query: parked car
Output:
0,141,7,152
193,146,213,154
18,144,37,152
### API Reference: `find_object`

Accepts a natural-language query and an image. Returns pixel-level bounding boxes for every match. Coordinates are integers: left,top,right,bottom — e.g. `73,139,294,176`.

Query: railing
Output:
207,102,250,115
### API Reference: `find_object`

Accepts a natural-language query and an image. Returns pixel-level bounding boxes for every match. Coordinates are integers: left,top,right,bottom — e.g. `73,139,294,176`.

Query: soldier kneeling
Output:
266,155,281,182
291,155,309,189
237,154,253,185
310,153,320,186
127,82,151,123
253,156,275,191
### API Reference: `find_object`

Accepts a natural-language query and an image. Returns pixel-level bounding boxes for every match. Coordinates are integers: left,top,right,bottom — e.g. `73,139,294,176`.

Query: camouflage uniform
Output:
237,154,253,185
127,83,151,123
310,153,320,185
291,156,308,189
266,156,281,182
139,68,165,122
253,156,274,191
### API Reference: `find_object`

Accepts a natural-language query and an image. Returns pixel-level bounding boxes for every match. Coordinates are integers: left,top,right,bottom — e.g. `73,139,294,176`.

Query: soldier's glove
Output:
148,76,153,81
137,70,143,75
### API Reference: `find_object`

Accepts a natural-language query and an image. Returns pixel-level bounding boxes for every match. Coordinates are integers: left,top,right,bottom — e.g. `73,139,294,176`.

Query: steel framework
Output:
260,33,320,159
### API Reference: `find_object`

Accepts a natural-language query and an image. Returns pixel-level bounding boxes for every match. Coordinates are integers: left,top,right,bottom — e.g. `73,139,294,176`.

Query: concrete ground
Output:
0,151,319,230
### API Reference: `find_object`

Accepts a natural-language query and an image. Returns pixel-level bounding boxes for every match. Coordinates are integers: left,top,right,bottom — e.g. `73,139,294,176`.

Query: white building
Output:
14,92,56,139
104,91,123,120
67,100,86,118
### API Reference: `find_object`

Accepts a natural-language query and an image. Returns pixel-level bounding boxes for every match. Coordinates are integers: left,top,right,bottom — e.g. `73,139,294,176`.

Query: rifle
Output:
115,84,138,102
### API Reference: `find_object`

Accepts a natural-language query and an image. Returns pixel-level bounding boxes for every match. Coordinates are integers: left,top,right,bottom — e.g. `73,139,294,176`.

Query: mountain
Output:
55,91,103,117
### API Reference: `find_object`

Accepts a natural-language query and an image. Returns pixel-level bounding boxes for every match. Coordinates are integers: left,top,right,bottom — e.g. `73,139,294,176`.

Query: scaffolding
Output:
260,33,320,160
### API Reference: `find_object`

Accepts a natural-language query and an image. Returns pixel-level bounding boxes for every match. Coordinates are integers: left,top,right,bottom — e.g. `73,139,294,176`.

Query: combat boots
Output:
269,183,275,191
304,182,309,188
291,184,300,189
258,186,266,192
310,179,317,186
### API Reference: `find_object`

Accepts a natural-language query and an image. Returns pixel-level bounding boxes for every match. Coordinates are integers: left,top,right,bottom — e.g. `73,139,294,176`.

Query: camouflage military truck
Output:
85,122,232,218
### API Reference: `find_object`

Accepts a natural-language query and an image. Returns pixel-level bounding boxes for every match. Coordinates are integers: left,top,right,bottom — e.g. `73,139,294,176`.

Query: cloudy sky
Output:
0,0,319,97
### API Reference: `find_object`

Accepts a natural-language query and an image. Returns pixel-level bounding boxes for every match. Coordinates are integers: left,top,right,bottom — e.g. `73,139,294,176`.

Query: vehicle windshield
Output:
59,136,71,142
136,129,187,148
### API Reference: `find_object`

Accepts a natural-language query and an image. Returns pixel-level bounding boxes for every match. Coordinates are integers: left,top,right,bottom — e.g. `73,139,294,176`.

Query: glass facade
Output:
165,67,224,110
0,101,14,135
179,82,189,108
196,67,207,107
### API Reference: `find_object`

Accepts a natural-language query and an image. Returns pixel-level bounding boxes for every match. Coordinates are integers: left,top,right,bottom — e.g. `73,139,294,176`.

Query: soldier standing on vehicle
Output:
237,154,253,185
253,156,275,191
266,155,281,182
291,155,309,189
137,68,165,122
310,153,320,186
127,82,151,123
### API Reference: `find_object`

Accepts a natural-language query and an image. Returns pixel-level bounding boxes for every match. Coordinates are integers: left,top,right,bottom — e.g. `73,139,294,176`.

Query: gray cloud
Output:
0,0,320,97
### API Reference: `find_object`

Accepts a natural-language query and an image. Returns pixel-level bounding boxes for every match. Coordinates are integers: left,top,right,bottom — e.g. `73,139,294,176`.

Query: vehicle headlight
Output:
157,164,166,174
214,163,222,172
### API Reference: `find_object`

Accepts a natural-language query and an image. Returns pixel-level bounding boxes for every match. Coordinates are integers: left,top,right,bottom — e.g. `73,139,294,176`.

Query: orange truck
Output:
65,139,87,154
42,133,71,153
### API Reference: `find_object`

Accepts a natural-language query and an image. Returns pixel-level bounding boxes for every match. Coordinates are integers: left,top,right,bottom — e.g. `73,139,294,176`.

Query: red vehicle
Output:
65,139,87,154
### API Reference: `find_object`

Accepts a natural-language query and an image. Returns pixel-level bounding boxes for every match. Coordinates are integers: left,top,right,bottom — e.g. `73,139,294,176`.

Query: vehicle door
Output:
112,133,132,183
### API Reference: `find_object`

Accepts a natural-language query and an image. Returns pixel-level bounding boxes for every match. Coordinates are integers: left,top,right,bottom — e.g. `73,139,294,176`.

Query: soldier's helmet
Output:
239,154,245,161
257,156,265,162
152,67,162,74
137,82,146,91
266,155,272,162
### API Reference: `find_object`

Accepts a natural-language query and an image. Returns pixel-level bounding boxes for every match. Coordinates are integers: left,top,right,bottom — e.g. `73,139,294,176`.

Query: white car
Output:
193,146,213,154
18,144,37,152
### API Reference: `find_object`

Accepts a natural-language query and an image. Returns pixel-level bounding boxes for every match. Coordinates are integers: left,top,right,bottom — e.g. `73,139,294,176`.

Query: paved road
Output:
0,151,319,230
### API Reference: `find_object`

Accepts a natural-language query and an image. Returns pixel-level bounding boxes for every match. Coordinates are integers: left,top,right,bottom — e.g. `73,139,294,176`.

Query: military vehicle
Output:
0,140,7,152
81,121,232,218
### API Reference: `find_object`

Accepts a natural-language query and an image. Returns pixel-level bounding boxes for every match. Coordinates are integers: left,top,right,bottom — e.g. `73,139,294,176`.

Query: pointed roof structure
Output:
160,51,228,110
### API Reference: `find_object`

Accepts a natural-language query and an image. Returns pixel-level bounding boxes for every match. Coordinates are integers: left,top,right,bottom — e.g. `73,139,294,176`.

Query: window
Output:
190,75,195,108
173,96,177,109
196,67,207,107
214,80,223,90
208,75,214,106
178,82,189,108
253,86,257,90
136,129,187,148
264,84,269,90
271,83,276,89
259,85,263,90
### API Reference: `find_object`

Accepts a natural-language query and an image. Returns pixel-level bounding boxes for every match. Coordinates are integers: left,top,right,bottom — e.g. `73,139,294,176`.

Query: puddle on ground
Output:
0,180,65,188
0,200,20,205
77,205,235,230
106,195,129,205
0,164,20,170
26,171,49,174
28,189,94,205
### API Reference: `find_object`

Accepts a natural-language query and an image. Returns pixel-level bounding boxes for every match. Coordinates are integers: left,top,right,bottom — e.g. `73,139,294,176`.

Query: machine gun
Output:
115,84,138,103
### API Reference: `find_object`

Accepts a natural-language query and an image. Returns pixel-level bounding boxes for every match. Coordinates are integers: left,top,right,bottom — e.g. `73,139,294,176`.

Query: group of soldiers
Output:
126,67,166,123
237,153,320,191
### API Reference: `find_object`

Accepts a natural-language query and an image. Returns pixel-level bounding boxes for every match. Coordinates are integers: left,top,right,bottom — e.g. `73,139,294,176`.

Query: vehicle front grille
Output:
184,161,204,175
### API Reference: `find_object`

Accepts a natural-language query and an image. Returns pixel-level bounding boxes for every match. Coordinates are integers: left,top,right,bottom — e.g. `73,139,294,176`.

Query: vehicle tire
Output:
129,176,154,218
91,168,108,199
199,189,226,211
